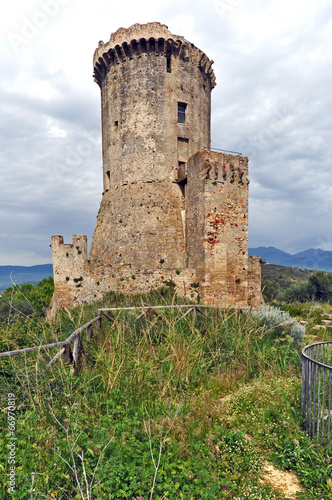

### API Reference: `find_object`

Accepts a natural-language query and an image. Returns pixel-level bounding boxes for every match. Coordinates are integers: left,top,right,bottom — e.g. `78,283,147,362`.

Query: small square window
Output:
178,103,187,124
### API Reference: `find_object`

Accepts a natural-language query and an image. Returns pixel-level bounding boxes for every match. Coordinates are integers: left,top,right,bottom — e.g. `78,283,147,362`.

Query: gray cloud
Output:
1,0,332,264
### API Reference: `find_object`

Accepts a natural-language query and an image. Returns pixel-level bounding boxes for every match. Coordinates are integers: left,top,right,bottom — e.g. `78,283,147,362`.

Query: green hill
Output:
261,262,314,289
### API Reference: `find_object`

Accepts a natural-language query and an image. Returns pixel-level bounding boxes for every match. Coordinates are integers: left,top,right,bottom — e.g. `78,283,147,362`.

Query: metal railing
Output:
302,341,332,445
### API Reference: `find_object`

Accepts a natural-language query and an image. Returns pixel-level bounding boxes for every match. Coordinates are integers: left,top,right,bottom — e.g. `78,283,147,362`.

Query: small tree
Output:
307,271,332,303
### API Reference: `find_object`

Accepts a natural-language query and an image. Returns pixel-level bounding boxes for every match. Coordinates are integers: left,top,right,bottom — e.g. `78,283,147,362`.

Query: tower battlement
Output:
50,235,88,312
51,235,87,256
93,22,216,89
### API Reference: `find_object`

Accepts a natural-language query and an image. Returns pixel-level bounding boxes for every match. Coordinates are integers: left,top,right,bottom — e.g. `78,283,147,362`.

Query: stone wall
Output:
49,235,89,313
186,150,250,307
248,256,263,308
89,22,215,275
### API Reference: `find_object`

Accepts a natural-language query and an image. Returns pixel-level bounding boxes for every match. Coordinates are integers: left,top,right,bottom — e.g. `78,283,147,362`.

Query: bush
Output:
0,277,54,321
253,305,305,347
277,281,312,303
307,270,332,303
276,271,332,304
0,298,34,322
262,279,281,302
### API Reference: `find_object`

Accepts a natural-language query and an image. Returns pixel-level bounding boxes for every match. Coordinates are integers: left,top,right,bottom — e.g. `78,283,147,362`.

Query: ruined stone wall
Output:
50,235,89,312
186,150,250,307
248,256,263,308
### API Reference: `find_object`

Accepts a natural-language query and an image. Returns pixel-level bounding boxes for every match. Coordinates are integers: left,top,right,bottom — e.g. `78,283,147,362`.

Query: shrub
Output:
0,277,54,320
262,279,281,302
307,270,332,303
277,281,312,303
276,271,332,304
253,305,305,347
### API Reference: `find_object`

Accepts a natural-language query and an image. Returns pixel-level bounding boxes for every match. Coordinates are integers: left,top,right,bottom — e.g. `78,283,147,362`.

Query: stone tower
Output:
89,22,215,272
50,22,262,313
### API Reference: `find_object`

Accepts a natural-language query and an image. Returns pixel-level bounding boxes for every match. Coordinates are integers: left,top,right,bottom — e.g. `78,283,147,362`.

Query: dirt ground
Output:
262,461,304,498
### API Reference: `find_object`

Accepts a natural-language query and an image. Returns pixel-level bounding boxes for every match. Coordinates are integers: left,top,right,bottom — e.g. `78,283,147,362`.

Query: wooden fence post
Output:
72,334,81,375
87,323,93,339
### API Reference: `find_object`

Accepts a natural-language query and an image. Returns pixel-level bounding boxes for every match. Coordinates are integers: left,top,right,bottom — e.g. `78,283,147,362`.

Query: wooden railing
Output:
0,305,220,374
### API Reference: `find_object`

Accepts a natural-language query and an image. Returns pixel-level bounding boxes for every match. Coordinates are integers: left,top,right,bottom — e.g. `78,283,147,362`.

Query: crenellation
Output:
93,24,216,91
50,22,262,314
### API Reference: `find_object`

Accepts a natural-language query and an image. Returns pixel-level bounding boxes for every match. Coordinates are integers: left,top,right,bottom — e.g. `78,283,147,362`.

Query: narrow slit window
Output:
106,170,110,190
178,103,187,124
166,54,172,73
179,180,186,199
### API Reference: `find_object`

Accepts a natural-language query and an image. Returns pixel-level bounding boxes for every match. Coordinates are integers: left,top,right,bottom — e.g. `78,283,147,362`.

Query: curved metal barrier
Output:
302,342,332,445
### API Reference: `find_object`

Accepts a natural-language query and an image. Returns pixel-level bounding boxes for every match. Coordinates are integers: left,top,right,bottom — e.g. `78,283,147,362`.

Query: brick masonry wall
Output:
186,150,251,307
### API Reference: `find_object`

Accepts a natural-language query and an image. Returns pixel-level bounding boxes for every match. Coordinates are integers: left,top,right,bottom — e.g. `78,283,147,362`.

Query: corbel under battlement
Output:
93,22,216,89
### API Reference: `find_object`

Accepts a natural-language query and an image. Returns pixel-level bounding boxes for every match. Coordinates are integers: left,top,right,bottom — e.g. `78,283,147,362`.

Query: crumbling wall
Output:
248,256,264,308
49,235,89,313
49,23,262,314
186,150,250,307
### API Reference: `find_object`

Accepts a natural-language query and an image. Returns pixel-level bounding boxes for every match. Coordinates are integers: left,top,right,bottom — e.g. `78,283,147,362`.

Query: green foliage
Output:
0,277,54,322
0,298,34,322
222,375,332,498
262,263,332,305
278,281,312,303
276,271,332,304
307,270,332,302
0,287,327,499
262,279,281,302
261,263,313,292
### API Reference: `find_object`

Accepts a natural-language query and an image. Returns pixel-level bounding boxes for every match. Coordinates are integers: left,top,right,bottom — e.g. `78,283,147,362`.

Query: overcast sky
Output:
1,0,331,265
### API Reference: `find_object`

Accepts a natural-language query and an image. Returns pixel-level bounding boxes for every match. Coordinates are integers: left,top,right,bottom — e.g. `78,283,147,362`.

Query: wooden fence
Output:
0,304,218,374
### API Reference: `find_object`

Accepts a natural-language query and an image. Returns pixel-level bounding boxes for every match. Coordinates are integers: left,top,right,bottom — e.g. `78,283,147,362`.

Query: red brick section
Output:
186,150,260,308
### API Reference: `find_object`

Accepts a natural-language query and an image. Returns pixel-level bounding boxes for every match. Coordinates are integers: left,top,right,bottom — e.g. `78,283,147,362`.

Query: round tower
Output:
89,22,216,273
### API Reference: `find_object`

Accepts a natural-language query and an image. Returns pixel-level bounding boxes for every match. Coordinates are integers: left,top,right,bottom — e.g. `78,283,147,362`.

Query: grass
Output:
1,287,332,498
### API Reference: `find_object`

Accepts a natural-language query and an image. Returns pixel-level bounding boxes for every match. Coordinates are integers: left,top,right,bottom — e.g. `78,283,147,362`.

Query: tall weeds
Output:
0,291,302,499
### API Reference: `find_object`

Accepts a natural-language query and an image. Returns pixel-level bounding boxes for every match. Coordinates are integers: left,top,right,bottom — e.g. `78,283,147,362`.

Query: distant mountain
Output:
0,264,53,293
249,247,332,272
249,246,291,266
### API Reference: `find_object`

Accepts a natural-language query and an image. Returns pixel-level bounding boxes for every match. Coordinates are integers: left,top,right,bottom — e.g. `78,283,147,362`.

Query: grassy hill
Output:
261,262,314,290
1,284,332,498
